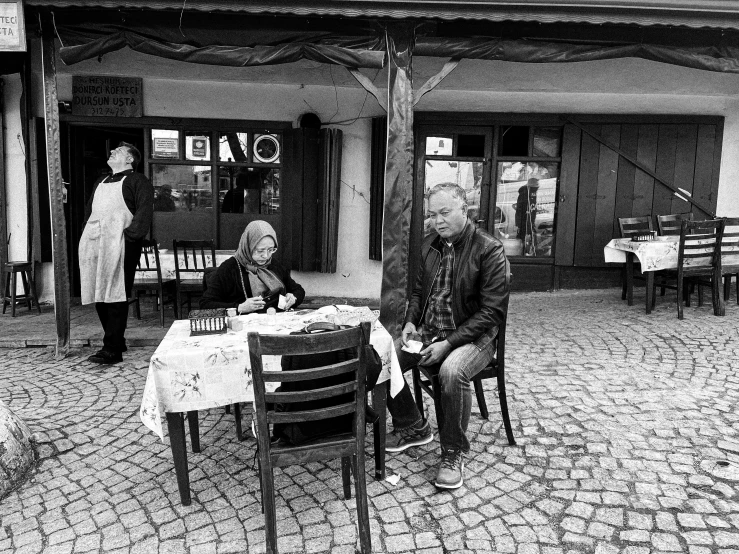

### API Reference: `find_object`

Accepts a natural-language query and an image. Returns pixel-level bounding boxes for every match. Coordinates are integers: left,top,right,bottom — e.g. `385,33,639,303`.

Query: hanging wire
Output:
179,0,188,38
51,11,65,48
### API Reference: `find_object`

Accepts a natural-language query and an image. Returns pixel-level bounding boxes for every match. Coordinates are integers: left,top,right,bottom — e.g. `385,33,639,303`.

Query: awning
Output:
24,0,739,30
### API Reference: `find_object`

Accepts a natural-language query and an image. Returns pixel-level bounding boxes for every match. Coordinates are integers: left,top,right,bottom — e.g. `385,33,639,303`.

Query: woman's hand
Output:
238,296,266,314
284,293,297,311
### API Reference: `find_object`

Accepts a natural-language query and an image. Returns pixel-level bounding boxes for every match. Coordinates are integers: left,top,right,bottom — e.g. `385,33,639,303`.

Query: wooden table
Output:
139,311,403,505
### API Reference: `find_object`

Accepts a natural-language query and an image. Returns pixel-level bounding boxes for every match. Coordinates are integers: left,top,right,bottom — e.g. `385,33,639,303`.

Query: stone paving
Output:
1,287,739,553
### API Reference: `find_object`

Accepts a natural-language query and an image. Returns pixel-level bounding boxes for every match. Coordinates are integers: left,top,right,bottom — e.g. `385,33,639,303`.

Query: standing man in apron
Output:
79,142,153,364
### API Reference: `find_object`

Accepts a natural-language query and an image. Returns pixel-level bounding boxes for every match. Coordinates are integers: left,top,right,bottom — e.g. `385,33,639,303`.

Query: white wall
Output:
2,73,28,266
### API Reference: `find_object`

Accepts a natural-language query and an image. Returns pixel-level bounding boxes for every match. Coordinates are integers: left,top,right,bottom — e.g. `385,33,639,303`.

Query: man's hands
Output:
400,322,418,347
284,293,297,311
419,340,452,366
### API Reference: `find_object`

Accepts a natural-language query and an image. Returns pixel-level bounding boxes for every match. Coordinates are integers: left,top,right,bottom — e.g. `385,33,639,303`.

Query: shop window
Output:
499,126,529,156
533,127,562,157
218,167,280,214
151,129,179,159
219,132,248,162
425,136,453,156
185,131,211,162
423,160,484,237
253,134,281,164
152,164,212,212
457,134,485,158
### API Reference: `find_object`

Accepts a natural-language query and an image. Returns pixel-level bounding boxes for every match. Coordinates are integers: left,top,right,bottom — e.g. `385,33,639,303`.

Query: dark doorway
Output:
66,125,145,296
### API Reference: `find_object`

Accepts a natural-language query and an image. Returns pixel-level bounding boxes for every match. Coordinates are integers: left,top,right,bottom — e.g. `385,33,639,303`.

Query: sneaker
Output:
435,449,464,489
386,420,433,453
87,350,123,364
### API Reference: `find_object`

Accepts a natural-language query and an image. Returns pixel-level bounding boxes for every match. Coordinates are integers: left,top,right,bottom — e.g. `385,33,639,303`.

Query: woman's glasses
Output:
254,247,277,256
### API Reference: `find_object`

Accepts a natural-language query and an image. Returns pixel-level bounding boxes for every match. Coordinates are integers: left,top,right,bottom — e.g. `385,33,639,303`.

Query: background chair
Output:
664,219,724,319
247,323,371,554
719,217,739,304
656,212,694,236
129,239,176,326
172,239,216,318
2,261,42,317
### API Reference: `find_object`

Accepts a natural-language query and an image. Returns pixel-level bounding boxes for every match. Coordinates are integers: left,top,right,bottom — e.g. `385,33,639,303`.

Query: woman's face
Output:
252,236,276,265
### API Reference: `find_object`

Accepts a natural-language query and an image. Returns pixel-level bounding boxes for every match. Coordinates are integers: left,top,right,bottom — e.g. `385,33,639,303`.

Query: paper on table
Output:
401,340,423,354
278,294,287,310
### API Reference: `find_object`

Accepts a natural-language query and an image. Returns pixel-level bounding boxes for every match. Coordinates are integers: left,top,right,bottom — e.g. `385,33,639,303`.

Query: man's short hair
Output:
119,141,141,170
428,182,467,205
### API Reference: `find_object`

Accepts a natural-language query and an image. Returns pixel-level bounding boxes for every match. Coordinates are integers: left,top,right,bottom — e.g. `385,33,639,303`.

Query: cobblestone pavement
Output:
1,288,739,554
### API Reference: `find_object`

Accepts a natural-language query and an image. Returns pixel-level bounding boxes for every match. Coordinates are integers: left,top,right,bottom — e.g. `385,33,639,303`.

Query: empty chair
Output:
172,239,216,318
247,323,372,554
2,261,42,316
129,239,176,326
617,216,657,303
719,217,739,304
656,212,694,236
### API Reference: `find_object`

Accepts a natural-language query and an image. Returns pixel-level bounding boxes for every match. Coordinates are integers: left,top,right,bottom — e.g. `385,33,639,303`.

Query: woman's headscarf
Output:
233,220,284,298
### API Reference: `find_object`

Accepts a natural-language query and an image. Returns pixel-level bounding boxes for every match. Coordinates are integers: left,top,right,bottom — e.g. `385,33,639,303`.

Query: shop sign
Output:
153,137,179,159
72,76,143,117
0,1,25,52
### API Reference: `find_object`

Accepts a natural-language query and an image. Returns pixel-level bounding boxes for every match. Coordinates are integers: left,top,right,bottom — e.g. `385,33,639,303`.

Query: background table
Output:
140,311,403,504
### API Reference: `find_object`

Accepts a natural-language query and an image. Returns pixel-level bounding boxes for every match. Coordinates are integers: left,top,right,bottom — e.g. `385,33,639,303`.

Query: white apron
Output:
78,177,134,305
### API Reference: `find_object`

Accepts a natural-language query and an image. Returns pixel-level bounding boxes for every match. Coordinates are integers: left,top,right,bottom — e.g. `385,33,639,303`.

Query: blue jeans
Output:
387,329,497,453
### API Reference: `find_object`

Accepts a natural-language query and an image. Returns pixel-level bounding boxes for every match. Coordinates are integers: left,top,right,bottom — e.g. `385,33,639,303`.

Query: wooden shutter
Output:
567,118,722,267
369,117,386,261
317,128,342,273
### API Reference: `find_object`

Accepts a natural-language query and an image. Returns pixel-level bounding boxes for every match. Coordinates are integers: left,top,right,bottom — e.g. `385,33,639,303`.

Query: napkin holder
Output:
188,309,227,336
631,231,657,242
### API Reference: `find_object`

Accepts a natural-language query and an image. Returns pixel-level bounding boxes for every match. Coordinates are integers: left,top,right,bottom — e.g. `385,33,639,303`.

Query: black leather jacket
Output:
403,221,509,349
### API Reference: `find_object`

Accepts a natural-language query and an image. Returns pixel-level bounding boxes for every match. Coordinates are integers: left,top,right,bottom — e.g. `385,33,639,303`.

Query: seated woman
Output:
200,220,305,313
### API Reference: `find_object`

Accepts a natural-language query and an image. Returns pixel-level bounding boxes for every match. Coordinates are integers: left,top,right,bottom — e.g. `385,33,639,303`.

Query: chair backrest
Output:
657,212,693,236
618,216,653,239
247,322,369,459
172,239,216,279
678,219,722,274
136,239,163,281
720,217,739,271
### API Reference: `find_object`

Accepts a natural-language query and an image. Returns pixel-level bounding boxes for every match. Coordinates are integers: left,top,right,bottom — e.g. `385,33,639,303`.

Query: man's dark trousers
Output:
95,240,142,354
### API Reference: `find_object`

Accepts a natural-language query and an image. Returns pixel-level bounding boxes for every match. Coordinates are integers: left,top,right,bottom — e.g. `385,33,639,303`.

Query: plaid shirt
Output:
422,241,456,345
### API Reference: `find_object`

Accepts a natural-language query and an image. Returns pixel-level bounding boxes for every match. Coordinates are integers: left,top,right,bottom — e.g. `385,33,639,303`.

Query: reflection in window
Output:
499,126,529,157
219,168,280,214
496,161,559,257
423,160,483,237
152,165,212,212
533,127,562,157
219,132,249,162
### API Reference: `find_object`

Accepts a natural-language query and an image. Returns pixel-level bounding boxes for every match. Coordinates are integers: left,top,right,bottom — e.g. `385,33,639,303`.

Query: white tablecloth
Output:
140,312,404,441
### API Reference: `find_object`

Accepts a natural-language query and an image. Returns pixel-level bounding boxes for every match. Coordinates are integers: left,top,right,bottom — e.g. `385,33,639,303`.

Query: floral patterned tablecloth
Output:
604,236,739,271
140,312,404,441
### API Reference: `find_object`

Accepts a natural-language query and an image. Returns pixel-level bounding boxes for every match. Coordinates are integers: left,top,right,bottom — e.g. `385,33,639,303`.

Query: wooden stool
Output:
2,262,42,316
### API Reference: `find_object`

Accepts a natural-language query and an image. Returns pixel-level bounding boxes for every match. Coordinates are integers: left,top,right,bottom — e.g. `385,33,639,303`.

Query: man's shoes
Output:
386,420,433,453
87,350,123,364
435,448,464,489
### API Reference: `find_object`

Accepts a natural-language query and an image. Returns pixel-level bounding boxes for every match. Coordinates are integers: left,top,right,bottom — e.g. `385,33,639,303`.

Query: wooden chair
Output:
172,239,216,318
411,315,516,447
719,217,739,304
129,239,176,327
2,262,42,316
670,219,724,319
656,212,693,236
247,323,371,554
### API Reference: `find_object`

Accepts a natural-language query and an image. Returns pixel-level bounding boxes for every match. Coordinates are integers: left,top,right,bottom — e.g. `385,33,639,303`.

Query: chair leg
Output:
497,374,516,446
175,286,182,319
29,272,41,314
353,455,372,554
725,275,732,302
135,291,142,320
621,266,627,300
430,376,445,432
411,366,426,423
713,271,725,317
158,289,165,327
187,411,201,453
10,271,17,317
473,377,489,420
19,271,32,311
736,274,739,305
261,465,278,554
677,277,684,320
697,284,704,307
341,457,352,500
2,272,10,314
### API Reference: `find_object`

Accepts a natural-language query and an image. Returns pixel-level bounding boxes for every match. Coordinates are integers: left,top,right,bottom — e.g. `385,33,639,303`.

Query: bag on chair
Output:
273,322,382,445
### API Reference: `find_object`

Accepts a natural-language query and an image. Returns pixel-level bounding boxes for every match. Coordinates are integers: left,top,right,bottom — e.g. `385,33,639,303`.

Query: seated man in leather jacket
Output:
386,182,510,490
